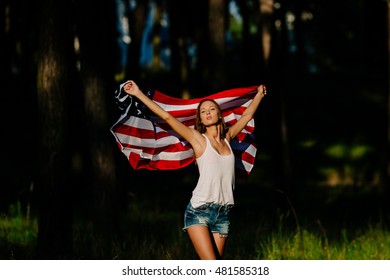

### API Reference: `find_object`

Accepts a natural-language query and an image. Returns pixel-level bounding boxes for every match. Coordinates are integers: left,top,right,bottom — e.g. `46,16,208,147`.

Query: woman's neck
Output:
205,125,222,141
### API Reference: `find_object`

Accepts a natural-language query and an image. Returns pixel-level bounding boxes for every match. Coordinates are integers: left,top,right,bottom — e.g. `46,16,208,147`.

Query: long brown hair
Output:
195,99,226,139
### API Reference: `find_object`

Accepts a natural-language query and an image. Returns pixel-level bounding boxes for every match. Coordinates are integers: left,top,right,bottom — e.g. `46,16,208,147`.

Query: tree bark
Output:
208,0,228,90
75,0,118,255
36,0,73,259
387,0,390,197
126,0,147,81
259,0,273,69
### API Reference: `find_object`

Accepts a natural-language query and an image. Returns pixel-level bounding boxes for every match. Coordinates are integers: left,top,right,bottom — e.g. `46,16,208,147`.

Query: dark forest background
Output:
0,0,389,259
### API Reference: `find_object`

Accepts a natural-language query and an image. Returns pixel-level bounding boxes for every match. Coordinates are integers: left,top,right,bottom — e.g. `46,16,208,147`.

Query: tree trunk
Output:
36,0,73,259
167,0,187,96
126,0,147,81
267,0,294,201
75,0,118,256
208,0,227,90
259,0,273,70
167,0,207,97
387,0,390,197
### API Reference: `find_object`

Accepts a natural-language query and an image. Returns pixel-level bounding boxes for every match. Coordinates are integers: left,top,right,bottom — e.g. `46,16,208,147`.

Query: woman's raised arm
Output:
123,80,205,156
226,85,266,141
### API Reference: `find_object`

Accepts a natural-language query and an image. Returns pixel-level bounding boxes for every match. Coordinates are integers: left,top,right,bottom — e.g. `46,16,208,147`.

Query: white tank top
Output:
190,135,235,208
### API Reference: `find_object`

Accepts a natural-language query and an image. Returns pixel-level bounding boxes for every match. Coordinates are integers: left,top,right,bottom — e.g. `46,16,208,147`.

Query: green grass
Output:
0,202,38,259
1,200,390,260
258,225,390,260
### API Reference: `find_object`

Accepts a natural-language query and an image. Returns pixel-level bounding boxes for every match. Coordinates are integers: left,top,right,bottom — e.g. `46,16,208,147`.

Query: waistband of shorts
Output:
195,202,234,211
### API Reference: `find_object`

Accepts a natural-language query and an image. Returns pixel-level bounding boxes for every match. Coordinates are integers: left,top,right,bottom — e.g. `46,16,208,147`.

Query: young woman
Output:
123,80,266,259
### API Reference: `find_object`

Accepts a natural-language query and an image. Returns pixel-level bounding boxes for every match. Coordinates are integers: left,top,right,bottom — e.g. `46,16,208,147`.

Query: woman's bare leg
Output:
212,232,227,257
187,225,219,260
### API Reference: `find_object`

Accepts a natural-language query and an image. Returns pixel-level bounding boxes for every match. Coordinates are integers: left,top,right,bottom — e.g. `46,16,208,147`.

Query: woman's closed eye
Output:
201,107,216,114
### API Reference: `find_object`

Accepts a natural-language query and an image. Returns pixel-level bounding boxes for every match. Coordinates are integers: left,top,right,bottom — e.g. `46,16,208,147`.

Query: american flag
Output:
110,82,259,176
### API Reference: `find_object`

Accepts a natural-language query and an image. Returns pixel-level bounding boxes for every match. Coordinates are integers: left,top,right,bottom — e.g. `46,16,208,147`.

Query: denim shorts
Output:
183,202,233,237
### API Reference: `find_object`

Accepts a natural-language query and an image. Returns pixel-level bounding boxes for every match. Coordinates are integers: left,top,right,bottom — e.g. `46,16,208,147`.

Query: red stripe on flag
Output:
110,85,259,176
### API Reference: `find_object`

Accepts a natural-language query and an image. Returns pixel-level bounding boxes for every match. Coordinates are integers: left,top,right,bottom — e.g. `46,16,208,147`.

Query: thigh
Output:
187,225,218,260
212,232,228,258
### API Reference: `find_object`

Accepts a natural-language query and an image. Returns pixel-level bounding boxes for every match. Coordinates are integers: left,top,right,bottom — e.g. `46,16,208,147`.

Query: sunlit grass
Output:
257,224,390,260
0,202,38,259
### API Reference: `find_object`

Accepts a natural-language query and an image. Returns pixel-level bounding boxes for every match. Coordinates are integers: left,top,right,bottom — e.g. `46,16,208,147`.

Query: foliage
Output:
0,203,37,259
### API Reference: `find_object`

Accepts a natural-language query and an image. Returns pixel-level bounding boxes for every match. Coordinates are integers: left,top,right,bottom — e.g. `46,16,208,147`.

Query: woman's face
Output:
199,100,220,126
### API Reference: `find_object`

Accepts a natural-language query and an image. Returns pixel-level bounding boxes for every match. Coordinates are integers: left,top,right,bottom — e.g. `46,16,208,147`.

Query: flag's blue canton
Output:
130,89,154,120
114,84,154,121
